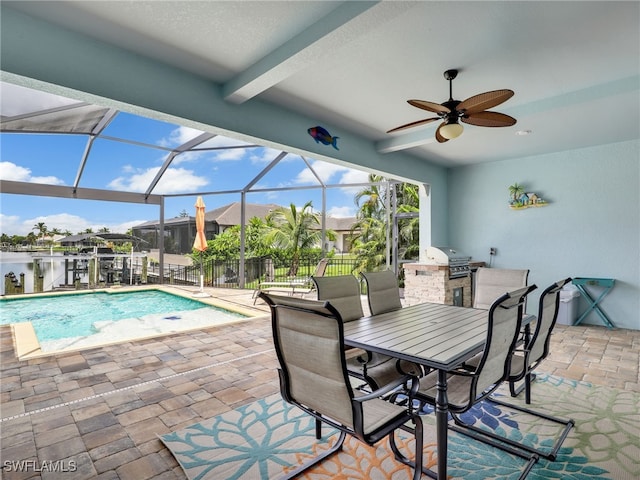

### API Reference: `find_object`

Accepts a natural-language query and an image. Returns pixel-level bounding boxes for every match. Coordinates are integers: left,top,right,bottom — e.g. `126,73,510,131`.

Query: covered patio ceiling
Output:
1,1,637,281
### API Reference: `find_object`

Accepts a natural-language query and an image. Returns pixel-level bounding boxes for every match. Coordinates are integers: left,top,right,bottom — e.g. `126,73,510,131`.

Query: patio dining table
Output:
342,301,534,480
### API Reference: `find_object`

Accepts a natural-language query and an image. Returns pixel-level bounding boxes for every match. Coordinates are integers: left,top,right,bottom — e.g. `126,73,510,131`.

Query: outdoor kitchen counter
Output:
403,260,485,272
403,261,485,307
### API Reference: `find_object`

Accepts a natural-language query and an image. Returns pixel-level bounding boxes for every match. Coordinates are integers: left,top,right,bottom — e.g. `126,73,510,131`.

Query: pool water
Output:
1,290,244,342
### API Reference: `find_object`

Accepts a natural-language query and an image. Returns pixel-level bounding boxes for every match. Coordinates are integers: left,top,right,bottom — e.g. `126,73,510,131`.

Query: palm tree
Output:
351,175,390,272
33,222,48,242
354,174,386,221
25,232,38,246
265,201,323,276
509,182,525,203
351,179,421,271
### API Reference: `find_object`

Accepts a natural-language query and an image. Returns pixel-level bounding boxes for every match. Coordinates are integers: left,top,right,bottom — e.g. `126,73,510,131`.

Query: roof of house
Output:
59,233,145,245
130,203,358,231
133,217,195,229
323,216,357,232
205,202,281,226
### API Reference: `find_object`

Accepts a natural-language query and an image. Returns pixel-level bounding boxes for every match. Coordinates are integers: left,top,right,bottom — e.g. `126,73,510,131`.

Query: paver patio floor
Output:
1,286,638,479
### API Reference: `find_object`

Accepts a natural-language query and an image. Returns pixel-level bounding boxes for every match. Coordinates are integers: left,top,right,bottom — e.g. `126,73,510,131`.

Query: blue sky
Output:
0,83,372,237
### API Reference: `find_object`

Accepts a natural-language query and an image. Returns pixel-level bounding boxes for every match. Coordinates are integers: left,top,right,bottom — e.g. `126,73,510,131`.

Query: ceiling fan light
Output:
440,122,464,139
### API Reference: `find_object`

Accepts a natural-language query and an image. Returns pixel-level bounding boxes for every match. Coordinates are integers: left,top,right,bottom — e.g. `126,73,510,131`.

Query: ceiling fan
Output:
387,69,517,142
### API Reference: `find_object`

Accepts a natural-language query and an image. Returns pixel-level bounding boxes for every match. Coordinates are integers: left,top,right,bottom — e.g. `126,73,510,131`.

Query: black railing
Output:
148,255,362,290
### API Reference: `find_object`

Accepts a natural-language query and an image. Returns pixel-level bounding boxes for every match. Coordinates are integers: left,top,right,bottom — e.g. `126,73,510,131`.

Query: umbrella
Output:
193,196,208,295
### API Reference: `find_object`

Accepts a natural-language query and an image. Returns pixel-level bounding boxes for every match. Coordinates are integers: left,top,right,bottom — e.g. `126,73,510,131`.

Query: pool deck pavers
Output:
1,286,638,479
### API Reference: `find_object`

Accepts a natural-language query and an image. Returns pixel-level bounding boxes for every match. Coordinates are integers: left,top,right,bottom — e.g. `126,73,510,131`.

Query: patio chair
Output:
415,285,539,479
453,279,575,462
507,277,573,403
473,267,529,310
312,274,422,390
259,291,425,480
253,257,329,303
361,269,403,315
360,270,426,385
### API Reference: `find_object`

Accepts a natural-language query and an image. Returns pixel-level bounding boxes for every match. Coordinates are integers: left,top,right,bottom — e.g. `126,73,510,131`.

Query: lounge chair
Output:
253,258,329,303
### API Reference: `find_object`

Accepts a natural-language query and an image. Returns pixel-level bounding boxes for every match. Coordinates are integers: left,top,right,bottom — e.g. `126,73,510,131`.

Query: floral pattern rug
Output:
160,374,639,479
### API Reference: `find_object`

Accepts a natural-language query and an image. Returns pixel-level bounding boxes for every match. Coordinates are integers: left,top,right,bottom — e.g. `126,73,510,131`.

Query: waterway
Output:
0,251,146,295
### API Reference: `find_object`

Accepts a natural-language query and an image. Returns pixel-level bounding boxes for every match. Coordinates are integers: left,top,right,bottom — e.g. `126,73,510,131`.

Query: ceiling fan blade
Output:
387,117,440,133
457,89,514,114
435,122,449,143
462,111,517,127
408,100,451,114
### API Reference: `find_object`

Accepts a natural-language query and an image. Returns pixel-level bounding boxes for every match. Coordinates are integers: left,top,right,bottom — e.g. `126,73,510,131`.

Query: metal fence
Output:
2,254,368,295
148,255,362,290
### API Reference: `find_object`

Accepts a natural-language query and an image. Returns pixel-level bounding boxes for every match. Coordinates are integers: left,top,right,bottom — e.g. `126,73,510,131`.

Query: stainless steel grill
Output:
425,246,472,279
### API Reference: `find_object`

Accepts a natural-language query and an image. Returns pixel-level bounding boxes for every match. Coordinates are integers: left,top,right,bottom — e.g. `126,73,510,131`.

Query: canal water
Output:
1,252,81,295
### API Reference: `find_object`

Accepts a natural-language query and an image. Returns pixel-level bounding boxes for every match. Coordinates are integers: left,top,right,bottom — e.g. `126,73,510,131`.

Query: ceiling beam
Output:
1,180,163,205
222,1,417,103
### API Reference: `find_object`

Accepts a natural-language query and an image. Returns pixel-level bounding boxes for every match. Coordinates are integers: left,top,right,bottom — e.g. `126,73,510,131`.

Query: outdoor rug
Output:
160,374,639,479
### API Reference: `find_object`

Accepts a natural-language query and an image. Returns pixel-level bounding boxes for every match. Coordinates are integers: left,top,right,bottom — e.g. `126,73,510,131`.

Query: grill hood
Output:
425,246,471,265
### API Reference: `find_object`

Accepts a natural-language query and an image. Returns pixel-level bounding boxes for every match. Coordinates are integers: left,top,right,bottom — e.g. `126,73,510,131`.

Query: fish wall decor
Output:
308,126,339,150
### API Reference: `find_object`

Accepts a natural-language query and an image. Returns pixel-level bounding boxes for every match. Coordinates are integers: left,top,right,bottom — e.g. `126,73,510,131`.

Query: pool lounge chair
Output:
253,258,329,303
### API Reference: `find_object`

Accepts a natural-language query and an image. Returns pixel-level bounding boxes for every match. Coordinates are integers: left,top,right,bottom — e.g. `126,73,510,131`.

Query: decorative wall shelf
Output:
508,183,549,210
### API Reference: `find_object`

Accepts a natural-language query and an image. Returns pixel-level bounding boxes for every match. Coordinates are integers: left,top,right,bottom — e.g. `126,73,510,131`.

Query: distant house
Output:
320,216,357,253
131,202,280,254
518,192,530,205
131,202,359,255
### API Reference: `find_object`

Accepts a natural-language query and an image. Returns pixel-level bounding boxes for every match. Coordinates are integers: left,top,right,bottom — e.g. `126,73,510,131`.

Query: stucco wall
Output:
447,139,639,330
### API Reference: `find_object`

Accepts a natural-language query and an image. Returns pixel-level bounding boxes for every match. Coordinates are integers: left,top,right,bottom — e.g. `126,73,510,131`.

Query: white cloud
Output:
108,166,208,194
157,125,204,148
293,161,343,185
248,147,287,165
1,83,78,117
293,160,370,187
337,169,370,185
0,161,65,185
0,212,150,237
213,148,247,162
327,206,356,217
25,213,93,235
0,213,22,235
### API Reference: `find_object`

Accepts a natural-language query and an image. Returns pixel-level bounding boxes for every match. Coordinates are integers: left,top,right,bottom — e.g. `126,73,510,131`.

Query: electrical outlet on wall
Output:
490,247,497,256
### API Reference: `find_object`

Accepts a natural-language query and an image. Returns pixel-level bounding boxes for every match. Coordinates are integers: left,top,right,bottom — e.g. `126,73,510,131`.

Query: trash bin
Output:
557,284,580,325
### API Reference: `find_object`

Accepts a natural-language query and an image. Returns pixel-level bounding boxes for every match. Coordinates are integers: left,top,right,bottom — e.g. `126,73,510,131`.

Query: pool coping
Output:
5,286,266,360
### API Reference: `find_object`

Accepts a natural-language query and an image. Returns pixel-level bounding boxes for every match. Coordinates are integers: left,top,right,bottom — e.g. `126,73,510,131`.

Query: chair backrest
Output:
259,292,356,429
473,267,530,310
527,278,572,365
474,284,537,396
312,274,364,322
313,258,330,278
361,270,402,315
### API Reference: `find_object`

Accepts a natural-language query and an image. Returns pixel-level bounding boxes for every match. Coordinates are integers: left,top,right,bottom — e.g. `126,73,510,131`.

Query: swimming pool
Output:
1,289,249,353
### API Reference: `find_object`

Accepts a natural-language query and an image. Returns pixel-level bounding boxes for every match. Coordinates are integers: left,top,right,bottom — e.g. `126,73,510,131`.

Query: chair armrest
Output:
354,374,419,402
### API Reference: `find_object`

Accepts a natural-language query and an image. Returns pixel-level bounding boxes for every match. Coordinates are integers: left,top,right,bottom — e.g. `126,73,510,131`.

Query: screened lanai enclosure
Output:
1,83,418,293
